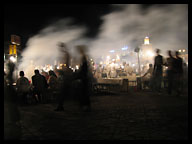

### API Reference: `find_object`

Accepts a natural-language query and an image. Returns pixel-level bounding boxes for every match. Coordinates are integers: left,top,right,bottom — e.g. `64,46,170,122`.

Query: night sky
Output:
4,4,112,47
4,4,154,49
4,3,188,63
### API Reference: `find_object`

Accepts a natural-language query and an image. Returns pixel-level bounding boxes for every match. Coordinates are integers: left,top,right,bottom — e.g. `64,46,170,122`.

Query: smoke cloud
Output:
18,4,188,79
89,4,188,59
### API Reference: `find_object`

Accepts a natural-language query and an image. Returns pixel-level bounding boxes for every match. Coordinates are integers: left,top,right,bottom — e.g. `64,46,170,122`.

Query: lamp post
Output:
134,47,142,90
134,47,141,77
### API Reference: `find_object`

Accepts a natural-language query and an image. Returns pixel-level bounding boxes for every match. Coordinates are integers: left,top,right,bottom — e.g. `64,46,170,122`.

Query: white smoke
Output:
18,4,188,79
18,18,88,79
89,4,188,59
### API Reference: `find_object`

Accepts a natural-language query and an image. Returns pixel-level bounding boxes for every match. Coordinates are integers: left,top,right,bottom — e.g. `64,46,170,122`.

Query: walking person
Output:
164,50,176,95
16,71,30,105
47,70,58,102
174,51,183,96
183,63,188,93
153,49,164,94
32,69,48,103
4,62,21,139
54,43,73,111
75,45,92,112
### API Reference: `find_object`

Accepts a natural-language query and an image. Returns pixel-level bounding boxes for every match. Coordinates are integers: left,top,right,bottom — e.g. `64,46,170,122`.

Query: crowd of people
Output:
4,44,188,140
4,44,93,113
93,62,136,79
141,49,188,96
4,46,188,111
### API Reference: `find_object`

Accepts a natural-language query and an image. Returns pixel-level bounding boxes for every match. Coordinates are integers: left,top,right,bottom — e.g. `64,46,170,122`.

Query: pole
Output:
137,51,141,77
136,48,142,90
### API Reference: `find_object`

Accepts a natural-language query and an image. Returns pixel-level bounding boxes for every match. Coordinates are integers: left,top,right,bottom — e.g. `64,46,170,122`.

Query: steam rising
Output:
18,4,188,79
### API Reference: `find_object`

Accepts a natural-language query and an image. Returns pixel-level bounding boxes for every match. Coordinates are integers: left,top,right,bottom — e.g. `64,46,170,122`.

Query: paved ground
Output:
7,91,188,140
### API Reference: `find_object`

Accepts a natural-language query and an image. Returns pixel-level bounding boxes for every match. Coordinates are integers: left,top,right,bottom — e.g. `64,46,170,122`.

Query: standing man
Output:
153,49,164,93
76,45,92,112
32,70,48,103
164,50,176,95
16,71,30,105
174,51,183,96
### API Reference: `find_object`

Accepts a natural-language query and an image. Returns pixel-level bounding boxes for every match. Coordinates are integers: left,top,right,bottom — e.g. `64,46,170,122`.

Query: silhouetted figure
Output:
47,70,58,101
32,69,48,103
174,51,183,96
164,50,176,95
76,45,91,112
16,71,30,105
54,43,73,111
142,64,153,90
58,42,71,68
183,63,188,92
153,49,163,93
4,62,21,139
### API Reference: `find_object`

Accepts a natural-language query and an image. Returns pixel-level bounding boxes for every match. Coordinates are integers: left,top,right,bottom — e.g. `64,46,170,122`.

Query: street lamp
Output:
9,55,17,63
134,46,142,90
134,47,141,77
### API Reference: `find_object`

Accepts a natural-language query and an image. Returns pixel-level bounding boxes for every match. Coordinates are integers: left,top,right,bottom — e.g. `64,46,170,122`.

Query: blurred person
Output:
142,64,153,90
54,43,73,111
54,70,65,111
174,51,183,96
95,64,103,79
32,69,48,103
16,71,30,105
41,71,49,81
183,63,188,92
153,49,164,93
125,63,133,76
58,42,71,67
4,62,21,139
75,45,92,112
47,70,58,102
164,50,176,95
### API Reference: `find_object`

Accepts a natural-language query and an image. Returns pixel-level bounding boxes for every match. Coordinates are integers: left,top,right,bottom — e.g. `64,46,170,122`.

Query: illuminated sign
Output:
9,44,17,55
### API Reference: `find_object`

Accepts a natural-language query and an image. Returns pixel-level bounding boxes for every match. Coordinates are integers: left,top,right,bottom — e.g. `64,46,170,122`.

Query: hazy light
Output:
144,36,150,45
183,49,186,52
76,65,79,70
116,55,120,60
146,50,154,57
179,49,182,52
122,46,128,50
109,50,115,53
10,56,16,62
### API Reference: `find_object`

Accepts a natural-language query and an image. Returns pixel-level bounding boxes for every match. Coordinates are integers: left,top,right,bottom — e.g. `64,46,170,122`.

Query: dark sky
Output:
4,4,112,47
4,4,155,48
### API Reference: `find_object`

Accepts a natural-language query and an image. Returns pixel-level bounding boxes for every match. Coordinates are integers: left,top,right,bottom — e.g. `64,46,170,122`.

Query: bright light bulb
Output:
146,50,154,57
10,56,16,62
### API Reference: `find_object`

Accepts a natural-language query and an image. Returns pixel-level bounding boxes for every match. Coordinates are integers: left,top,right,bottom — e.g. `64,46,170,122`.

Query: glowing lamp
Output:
144,36,150,45
146,50,154,57
10,56,16,62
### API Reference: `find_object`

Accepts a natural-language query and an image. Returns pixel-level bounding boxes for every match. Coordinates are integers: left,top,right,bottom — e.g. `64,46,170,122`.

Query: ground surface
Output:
5,91,188,140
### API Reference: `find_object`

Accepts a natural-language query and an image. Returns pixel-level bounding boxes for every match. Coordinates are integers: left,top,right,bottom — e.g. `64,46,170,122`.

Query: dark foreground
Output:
5,91,188,140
